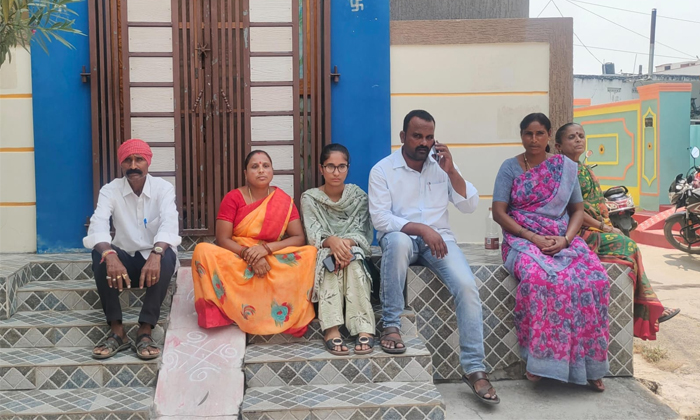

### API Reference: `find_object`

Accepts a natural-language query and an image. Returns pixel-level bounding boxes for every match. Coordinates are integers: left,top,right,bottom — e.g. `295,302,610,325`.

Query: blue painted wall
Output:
330,0,391,191
31,1,93,253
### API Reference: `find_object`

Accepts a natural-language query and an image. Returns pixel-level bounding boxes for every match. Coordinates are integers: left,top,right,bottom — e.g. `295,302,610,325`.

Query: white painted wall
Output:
0,48,37,252
391,42,551,243
573,76,638,106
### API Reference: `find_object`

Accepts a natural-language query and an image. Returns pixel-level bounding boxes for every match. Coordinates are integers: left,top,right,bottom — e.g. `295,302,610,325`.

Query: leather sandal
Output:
132,333,162,360
324,337,349,356
380,326,406,354
92,333,130,360
354,335,375,355
463,371,500,405
588,379,605,392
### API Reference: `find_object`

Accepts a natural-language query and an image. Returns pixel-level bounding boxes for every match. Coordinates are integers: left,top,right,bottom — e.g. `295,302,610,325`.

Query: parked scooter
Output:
584,151,637,236
664,146,700,254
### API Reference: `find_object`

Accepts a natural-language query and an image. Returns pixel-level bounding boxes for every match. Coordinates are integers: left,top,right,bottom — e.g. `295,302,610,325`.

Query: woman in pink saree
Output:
492,113,610,391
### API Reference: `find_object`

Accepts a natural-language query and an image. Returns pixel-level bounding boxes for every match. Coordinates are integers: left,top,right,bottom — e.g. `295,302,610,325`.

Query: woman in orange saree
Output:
192,151,317,336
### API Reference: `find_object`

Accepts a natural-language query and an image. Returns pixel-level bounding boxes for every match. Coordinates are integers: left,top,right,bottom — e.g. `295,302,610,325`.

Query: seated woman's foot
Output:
324,327,348,356
588,379,605,392
354,333,375,355
659,307,680,323
525,372,542,382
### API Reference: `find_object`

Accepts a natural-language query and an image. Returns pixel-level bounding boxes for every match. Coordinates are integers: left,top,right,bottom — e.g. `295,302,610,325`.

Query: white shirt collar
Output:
391,147,437,171
121,174,152,198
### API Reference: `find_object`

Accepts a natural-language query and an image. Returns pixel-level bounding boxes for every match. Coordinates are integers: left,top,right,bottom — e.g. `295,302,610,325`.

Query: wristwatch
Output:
152,246,164,255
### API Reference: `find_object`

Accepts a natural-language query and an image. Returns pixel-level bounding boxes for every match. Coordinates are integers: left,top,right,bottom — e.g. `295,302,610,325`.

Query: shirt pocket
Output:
145,216,161,235
426,181,449,208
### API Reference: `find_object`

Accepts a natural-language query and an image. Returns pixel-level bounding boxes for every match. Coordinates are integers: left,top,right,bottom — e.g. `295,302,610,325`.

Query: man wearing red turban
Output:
84,138,181,360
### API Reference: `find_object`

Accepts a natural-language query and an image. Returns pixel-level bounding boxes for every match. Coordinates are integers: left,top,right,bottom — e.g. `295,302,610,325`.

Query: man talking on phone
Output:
368,110,499,404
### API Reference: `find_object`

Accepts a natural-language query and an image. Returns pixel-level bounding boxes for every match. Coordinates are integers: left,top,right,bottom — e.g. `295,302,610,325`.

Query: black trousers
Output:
92,246,176,327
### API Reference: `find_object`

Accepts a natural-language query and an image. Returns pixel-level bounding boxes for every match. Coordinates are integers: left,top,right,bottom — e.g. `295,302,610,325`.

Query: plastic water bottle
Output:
485,207,500,254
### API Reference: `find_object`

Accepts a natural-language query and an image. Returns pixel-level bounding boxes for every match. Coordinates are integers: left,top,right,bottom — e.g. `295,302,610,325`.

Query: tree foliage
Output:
0,0,84,68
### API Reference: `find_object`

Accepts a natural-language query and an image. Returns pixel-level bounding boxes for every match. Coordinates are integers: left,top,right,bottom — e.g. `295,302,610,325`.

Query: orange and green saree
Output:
578,163,664,340
192,188,316,336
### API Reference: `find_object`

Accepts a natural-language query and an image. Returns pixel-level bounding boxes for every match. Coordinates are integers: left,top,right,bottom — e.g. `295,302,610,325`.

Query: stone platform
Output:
369,244,634,382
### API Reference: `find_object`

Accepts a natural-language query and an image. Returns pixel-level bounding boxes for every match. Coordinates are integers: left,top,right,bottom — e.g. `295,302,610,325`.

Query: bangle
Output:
100,249,116,264
517,227,525,237
240,246,249,258
529,232,537,241
564,236,571,246
599,220,605,230
262,243,273,255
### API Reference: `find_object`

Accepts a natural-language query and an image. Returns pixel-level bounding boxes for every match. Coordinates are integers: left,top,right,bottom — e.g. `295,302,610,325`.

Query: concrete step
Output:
0,308,166,348
240,382,445,419
0,386,153,418
244,336,433,387
0,347,158,390
247,307,417,345
16,279,173,312
633,210,666,230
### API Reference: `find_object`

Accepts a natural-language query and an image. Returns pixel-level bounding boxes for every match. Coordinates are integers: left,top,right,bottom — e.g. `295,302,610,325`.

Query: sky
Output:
529,0,700,75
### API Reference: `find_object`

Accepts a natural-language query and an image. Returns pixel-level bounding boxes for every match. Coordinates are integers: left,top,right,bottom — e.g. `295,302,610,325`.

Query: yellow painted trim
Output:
391,91,547,97
574,103,639,118
479,195,493,199
0,202,36,207
390,143,522,151
641,107,658,187
0,93,32,99
0,147,34,152
585,134,619,166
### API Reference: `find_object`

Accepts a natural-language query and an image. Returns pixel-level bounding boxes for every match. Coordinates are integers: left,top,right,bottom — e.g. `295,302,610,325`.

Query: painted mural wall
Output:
0,48,37,253
574,83,692,211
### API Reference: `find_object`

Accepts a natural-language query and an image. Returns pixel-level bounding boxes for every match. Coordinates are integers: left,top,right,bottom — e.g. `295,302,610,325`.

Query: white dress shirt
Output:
83,175,182,259
368,148,479,242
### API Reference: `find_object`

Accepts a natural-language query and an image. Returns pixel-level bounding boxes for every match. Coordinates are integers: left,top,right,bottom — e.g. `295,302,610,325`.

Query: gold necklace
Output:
523,153,531,171
248,186,271,203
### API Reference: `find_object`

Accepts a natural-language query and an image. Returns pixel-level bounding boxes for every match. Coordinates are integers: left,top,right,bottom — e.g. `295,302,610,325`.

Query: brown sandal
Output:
463,371,500,405
380,326,406,354
588,379,605,392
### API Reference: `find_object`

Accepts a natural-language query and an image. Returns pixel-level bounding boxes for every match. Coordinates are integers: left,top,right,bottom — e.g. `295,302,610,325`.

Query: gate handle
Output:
330,65,340,83
80,65,91,83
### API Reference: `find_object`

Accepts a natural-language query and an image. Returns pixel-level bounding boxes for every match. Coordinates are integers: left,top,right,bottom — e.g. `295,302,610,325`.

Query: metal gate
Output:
87,0,129,202
88,0,330,236
172,0,248,235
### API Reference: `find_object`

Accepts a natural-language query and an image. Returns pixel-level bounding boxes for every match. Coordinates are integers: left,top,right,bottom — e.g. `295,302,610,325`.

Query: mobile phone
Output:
432,141,440,162
323,254,357,272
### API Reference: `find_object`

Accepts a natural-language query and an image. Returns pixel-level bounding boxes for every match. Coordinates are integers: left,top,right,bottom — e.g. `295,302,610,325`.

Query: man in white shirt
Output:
368,110,499,404
84,139,181,360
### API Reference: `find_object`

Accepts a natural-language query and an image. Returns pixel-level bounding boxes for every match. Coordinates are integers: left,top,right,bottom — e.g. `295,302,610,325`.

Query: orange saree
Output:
192,188,316,336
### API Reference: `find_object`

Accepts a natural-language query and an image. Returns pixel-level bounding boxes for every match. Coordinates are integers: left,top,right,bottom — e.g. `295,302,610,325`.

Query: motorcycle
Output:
664,146,700,254
604,185,638,236
585,151,637,236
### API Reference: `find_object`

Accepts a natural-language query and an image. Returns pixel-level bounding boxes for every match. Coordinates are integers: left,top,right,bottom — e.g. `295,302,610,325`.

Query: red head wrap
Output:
118,139,153,166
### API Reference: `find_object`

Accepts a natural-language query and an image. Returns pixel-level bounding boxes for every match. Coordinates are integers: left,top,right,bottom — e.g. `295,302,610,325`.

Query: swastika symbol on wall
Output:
350,0,364,12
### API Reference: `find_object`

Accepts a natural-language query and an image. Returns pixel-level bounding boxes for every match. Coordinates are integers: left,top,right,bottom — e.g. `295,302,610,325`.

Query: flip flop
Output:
92,333,130,360
380,326,406,354
324,337,349,356
658,307,680,323
462,371,500,405
132,333,162,360
354,335,375,355
526,372,542,382
588,379,605,392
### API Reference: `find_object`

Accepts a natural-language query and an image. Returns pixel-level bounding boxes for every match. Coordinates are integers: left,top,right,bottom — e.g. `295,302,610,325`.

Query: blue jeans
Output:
379,232,486,375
